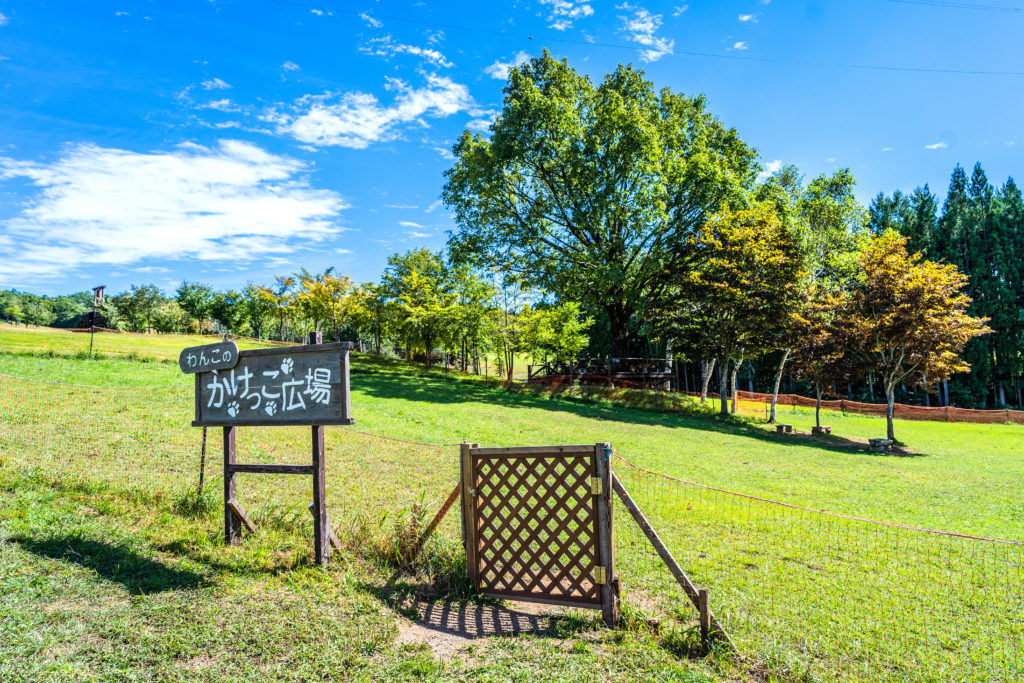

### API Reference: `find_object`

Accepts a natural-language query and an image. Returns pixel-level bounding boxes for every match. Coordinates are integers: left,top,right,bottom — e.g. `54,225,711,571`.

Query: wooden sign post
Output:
182,333,353,564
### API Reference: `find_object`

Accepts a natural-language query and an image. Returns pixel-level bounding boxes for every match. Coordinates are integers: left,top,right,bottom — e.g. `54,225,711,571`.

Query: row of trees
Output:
440,51,991,438
870,163,1024,408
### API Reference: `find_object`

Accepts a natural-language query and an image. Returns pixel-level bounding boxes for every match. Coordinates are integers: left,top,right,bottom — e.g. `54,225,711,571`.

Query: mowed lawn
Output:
2,323,1022,540
2,326,1023,680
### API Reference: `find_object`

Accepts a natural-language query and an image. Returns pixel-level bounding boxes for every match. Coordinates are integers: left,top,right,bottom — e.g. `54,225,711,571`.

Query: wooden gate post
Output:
460,442,479,587
594,442,618,627
223,426,239,544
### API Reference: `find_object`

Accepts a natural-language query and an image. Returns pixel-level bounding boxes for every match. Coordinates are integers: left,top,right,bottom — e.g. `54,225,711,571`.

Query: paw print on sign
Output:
226,400,240,418
280,357,294,375
265,401,278,417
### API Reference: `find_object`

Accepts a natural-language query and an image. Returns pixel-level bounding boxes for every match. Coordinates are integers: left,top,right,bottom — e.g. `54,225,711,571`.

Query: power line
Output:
888,0,1024,11
261,0,1024,77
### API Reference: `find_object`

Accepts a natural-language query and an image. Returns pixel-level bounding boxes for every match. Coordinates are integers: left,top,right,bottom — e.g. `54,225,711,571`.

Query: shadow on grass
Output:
10,534,208,593
352,366,932,458
359,580,596,640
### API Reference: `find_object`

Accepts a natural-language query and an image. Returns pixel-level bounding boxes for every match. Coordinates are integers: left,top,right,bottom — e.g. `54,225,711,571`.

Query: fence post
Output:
698,588,711,645
460,442,479,589
594,442,618,627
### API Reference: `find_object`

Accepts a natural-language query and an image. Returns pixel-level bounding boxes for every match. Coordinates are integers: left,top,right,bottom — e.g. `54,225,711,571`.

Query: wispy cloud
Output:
282,61,301,72
730,41,748,51
405,230,433,239
264,75,473,149
484,51,531,80
882,147,893,152
738,13,758,22
201,77,231,90
197,99,241,113
335,248,353,255
540,0,594,31
0,141,346,284
398,220,424,228
385,204,419,209
359,12,382,28
925,141,948,150
617,4,675,62
359,35,453,68
425,200,443,213
673,5,688,16
0,13,8,26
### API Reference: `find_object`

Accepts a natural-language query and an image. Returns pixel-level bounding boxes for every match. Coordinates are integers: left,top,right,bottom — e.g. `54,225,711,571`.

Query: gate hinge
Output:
590,477,603,495
594,566,607,585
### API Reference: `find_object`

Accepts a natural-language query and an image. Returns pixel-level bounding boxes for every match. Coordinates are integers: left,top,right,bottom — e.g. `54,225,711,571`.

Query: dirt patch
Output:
390,596,575,660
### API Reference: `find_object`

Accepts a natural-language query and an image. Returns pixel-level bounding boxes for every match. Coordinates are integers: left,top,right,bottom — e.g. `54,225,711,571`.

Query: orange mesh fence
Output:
736,390,1024,425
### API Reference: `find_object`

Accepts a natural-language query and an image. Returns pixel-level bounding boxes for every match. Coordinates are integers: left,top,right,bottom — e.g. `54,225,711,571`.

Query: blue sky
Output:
0,0,1022,296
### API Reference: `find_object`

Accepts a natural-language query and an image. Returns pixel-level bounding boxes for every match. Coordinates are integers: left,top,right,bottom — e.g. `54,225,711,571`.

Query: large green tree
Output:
443,51,758,357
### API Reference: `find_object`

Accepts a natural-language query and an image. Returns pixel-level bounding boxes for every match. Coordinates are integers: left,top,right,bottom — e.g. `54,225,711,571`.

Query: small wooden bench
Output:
776,424,793,434
812,426,832,435
869,438,894,453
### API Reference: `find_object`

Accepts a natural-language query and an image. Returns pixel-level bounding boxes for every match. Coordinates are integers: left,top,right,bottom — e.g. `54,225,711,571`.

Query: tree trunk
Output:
730,360,739,414
606,303,633,359
701,358,716,404
815,385,822,428
886,382,896,441
718,357,730,415
769,348,790,424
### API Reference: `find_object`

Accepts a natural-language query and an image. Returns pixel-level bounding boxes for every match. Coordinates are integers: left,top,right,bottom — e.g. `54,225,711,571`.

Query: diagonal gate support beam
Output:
611,473,735,651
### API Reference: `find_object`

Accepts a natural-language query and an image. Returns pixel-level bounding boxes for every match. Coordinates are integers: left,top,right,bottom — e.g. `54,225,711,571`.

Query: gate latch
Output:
589,477,603,495
594,566,607,585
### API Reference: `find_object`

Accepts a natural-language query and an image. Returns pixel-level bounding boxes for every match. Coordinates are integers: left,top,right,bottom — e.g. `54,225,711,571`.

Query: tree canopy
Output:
443,50,759,356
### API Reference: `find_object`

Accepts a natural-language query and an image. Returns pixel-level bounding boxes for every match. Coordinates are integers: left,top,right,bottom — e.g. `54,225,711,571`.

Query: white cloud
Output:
385,204,419,209
359,12,382,28
484,51,531,80
617,4,675,62
265,75,473,149
540,0,594,30
425,200,443,213
673,5,688,16
405,230,433,239
882,147,893,152
399,220,424,228
335,248,353,255
282,61,301,72
730,41,748,51
433,147,455,160
197,99,241,113
0,13,7,26
310,8,332,16
0,140,346,284
925,141,948,150
201,77,231,90
359,35,453,68
738,13,758,22
115,11,129,17
757,159,783,180
1007,141,1016,146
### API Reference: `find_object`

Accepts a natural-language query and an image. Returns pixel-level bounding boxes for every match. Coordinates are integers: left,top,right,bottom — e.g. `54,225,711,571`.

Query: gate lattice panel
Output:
460,444,617,622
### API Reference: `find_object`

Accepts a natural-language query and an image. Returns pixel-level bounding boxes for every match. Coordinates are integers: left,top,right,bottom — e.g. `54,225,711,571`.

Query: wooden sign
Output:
192,342,353,427
179,340,240,374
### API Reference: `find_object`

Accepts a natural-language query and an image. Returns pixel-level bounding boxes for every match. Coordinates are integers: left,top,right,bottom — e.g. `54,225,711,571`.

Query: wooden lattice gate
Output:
460,443,619,626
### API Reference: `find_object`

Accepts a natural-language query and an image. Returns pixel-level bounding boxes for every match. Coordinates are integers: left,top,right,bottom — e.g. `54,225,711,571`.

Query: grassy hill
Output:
1,324,1021,681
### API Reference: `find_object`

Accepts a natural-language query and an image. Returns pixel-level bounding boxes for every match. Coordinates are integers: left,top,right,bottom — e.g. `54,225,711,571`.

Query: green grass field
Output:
1,324,1021,681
